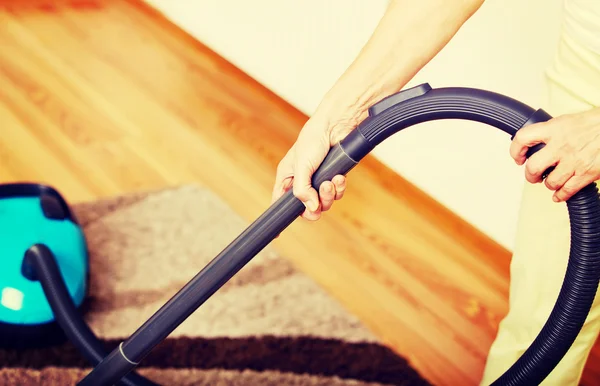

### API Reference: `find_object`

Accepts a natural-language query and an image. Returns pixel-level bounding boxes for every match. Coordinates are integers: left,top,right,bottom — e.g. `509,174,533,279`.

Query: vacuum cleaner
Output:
2,83,600,386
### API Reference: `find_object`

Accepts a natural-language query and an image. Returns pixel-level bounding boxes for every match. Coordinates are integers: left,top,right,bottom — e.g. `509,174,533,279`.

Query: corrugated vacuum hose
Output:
77,83,600,386
493,182,600,385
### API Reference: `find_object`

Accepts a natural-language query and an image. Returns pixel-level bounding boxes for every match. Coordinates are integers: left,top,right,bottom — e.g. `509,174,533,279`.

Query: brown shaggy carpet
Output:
0,185,431,385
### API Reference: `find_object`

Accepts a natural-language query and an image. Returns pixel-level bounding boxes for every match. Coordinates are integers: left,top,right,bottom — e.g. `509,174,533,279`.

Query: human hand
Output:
510,107,600,202
271,110,363,221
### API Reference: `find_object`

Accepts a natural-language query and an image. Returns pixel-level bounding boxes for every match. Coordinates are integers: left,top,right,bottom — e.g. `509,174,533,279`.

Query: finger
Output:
292,156,321,219
332,175,346,200
524,146,559,183
544,161,574,191
511,122,552,165
319,181,336,211
553,175,591,202
292,131,329,217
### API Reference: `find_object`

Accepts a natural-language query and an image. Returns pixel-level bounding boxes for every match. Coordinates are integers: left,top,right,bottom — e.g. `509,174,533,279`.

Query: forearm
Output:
316,0,485,126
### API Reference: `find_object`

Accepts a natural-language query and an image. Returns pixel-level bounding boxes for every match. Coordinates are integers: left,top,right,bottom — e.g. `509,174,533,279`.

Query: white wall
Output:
144,0,564,250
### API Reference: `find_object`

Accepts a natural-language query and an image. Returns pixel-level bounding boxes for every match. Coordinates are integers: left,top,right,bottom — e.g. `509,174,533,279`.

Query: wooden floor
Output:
0,1,598,384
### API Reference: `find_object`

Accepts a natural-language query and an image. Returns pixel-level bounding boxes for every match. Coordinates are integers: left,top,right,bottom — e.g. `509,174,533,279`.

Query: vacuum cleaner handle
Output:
78,83,556,386
77,144,361,386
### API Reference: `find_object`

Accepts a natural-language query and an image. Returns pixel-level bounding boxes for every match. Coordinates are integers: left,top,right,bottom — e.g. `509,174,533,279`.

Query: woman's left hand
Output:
510,107,600,202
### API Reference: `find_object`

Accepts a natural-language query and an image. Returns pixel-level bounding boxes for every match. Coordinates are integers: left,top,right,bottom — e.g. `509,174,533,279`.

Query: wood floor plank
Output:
0,103,94,200
1,1,599,385
0,67,122,199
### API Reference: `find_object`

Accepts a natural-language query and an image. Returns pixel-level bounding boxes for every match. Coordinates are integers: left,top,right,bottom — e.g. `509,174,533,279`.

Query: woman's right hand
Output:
271,108,363,221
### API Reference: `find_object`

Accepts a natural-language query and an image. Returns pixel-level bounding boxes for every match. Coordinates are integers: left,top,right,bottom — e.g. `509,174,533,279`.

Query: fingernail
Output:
307,200,318,212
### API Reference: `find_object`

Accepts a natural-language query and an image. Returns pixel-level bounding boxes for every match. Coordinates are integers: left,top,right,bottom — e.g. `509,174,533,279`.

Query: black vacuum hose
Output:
492,183,600,385
23,244,158,386
79,83,600,386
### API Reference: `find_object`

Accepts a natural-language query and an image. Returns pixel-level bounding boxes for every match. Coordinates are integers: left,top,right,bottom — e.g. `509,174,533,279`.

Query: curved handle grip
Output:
360,84,547,143
336,83,554,178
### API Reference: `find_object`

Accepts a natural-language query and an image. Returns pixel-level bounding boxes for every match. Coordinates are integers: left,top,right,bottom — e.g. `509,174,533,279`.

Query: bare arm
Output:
272,0,485,219
318,0,485,133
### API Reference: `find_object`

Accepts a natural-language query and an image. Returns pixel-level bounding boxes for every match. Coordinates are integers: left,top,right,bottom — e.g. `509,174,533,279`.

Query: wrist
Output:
312,97,367,145
315,79,400,143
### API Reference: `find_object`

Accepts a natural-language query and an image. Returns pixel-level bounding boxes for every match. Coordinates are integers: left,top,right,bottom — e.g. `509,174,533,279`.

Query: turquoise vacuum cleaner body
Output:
0,183,88,340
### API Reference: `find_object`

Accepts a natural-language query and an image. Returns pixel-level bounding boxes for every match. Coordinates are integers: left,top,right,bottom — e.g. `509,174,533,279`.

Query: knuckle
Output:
581,159,594,174
545,178,561,191
559,140,575,154
525,169,538,183
526,161,542,176
563,184,576,194
511,139,523,153
292,185,309,201
513,137,526,149
514,128,527,141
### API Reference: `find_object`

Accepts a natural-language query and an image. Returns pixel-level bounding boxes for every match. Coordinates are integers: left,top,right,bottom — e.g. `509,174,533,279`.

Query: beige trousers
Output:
480,32,600,385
